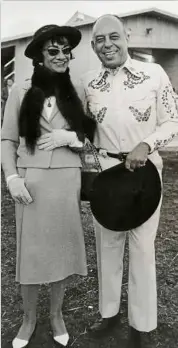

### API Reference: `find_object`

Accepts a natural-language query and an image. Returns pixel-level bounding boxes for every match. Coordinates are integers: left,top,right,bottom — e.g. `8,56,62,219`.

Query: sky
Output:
1,1,178,40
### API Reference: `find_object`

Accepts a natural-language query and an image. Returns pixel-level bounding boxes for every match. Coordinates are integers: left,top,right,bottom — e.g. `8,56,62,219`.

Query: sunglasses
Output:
44,46,71,57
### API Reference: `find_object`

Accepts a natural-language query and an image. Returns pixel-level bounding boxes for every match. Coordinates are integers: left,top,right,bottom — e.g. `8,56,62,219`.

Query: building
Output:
1,7,178,146
2,8,178,89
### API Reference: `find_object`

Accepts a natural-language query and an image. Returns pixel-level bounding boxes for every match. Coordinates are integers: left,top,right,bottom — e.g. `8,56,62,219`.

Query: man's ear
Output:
125,28,131,43
91,40,95,53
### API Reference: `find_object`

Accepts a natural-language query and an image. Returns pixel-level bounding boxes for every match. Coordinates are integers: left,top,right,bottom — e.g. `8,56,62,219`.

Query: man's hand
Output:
37,130,82,151
125,142,150,172
8,177,33,205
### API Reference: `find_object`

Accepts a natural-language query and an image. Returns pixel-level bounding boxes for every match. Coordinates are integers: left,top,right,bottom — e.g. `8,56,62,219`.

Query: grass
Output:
1,151,178,348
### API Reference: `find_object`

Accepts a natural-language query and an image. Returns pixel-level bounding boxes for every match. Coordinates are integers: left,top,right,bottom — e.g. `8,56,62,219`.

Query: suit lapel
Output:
48,102,59,122
41,107,49,122
41,102,58,123
41,101,68,128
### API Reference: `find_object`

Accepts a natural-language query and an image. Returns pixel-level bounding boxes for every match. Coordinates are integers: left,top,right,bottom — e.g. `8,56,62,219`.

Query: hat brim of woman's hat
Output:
25,26,81,59
90,159,162,231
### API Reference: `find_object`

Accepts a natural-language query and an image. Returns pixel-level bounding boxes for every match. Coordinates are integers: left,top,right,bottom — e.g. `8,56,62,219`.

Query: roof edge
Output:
119,7,178,21
2,7,178,43
2,32,33,44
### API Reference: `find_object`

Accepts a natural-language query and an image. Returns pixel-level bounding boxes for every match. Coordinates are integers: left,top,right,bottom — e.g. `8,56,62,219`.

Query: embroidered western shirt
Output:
80,56,178,167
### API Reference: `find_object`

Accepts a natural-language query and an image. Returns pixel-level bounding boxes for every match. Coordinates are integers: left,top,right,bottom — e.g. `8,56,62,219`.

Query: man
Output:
80,15,178,347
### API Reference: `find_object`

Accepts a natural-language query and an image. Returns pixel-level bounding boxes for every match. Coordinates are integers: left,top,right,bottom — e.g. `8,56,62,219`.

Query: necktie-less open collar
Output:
94,55,142,85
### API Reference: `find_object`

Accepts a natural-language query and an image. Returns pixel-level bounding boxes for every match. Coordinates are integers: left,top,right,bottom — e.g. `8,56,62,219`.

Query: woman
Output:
1,25,87,348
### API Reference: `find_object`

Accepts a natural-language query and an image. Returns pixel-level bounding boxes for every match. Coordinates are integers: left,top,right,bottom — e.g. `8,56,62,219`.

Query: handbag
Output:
80,141,102,201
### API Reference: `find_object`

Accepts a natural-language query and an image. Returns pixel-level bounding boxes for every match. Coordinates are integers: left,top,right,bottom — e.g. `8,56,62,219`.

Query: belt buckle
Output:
118,152,128,161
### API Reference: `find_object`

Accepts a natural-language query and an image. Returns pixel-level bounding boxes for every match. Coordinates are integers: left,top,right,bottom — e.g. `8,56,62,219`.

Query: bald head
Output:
91,14,128,68
92,14,126,40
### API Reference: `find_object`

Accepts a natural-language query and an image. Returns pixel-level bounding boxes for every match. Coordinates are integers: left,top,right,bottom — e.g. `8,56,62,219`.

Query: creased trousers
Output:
93,155,162,332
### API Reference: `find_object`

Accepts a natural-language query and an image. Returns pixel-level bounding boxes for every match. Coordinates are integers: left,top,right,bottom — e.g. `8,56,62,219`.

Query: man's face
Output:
92,16,128,68
42,38,71,73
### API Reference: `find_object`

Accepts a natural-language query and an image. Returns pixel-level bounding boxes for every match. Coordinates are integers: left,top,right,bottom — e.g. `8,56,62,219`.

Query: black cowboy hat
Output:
90,159,162,231
25,24,81,59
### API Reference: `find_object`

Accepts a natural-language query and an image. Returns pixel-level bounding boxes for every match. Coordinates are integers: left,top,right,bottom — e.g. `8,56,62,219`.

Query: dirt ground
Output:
1,151,178,348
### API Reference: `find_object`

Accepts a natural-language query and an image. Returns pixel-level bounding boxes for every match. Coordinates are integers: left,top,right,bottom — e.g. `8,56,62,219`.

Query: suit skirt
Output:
15,167,87,284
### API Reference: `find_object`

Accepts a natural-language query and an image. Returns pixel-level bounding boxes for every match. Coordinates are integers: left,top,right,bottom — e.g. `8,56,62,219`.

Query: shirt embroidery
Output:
82,57,178,153
123,69,150,89
87,101,107,123
161,84,178,119
153,133,177,150
88,71,110,92
129,106,151,122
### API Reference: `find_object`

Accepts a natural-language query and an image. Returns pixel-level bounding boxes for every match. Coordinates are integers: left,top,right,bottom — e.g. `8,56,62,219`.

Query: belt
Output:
97,149,128,161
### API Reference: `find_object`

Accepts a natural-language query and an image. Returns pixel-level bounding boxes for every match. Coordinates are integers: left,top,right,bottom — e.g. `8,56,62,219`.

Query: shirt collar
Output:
95,55,141,84
122,55,141,77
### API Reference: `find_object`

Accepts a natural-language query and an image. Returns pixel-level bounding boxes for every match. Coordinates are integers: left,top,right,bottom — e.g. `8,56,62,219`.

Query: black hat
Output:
90,159,162,231
25,24,81,59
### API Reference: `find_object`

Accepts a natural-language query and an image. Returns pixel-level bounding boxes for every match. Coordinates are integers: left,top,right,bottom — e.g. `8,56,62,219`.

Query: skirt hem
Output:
16,271,88,285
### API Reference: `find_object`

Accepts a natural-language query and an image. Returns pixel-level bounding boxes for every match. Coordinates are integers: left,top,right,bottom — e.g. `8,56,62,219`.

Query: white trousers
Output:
93,155,162,332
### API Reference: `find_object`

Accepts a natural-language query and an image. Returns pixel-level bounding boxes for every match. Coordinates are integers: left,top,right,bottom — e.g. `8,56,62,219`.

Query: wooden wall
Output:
124,15,178,49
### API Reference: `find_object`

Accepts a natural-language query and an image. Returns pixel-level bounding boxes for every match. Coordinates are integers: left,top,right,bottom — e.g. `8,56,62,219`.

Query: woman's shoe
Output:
12,338,29,348
12,325,37,348
53,333,69,346
51,313,69,346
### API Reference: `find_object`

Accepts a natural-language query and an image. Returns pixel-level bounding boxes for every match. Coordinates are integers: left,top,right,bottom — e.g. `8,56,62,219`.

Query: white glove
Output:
8,177,33,205
37,129,83,151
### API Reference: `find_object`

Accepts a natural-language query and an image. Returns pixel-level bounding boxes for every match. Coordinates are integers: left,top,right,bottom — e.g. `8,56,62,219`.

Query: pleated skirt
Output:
15,167,87,284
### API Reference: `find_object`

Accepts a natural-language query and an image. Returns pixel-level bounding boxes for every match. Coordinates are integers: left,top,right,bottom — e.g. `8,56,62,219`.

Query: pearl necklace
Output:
47,97,52,107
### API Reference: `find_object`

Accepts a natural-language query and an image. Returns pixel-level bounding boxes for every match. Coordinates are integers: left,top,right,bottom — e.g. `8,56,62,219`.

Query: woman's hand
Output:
37,130,83,151
125,142,150,172
8,177,33,205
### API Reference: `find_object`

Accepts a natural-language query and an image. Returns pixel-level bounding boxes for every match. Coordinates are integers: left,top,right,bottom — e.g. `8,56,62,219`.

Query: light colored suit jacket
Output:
1,81,81,178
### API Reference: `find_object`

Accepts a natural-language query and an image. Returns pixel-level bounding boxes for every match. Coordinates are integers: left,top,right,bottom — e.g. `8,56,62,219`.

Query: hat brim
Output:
25,26,81,59
90,159,162,231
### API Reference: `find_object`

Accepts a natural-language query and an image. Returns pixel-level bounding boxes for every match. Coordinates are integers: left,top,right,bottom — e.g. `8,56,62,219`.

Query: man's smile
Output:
53,61,67,66
103,51,118,58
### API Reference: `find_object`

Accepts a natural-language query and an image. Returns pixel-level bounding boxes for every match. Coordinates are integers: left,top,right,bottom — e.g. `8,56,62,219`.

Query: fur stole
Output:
19,65,86,153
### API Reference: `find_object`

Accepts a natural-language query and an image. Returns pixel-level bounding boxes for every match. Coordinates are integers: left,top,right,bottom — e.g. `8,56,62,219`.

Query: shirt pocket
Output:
128,94,156,123
86,92,108,124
